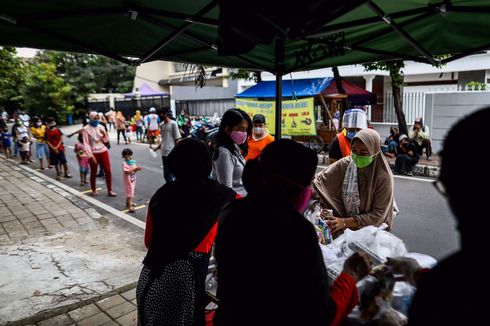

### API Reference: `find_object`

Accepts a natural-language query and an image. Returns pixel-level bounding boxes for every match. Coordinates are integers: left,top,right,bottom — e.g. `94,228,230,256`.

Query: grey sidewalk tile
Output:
100,321,119,326
37,313,74,326
105,301,136,320
116,310,138,326
96,295,126,311
44,223,64,233
120,288,136,301
0,215,16,223
68,303,101,322
77,312,112,326
37,213,54,220
40,218,61,226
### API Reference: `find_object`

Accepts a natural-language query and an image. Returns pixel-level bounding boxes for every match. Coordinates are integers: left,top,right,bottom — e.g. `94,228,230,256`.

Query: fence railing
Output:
371,92,426,124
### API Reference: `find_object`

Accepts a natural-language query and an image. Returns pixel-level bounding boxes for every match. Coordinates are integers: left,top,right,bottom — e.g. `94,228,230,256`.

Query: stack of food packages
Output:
304,205,437,322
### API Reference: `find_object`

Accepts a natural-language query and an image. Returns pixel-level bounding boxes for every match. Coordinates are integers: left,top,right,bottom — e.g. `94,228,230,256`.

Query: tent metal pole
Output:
275,37,284,139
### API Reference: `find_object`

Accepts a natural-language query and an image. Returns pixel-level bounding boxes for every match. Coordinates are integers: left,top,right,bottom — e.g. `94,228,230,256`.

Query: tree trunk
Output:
392,78,408,135
332,66,349,125
254,71,262,83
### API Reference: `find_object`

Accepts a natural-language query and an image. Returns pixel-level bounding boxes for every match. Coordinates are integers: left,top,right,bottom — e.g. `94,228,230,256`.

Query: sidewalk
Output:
0,157,146,326
318,153,440,178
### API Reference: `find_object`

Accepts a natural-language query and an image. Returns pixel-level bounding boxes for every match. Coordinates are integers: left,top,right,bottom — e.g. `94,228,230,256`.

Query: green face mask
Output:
351,152,376,169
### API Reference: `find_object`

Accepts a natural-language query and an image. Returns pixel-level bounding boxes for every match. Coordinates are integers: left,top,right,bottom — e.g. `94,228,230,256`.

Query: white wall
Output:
426,91,490,153
133,60,171,93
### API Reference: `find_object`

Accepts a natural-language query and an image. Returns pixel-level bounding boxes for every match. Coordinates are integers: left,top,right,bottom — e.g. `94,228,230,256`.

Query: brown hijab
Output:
313,128,395,229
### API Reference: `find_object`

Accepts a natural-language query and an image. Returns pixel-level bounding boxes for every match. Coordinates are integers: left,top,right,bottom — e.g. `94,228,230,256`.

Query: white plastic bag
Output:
148,148,158,158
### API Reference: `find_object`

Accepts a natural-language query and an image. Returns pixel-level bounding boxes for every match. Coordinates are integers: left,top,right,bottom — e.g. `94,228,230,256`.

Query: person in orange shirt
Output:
245,114,274,161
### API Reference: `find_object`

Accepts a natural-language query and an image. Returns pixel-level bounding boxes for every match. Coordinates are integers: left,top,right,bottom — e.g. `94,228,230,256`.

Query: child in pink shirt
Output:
122,148,142,212
74,134,89,186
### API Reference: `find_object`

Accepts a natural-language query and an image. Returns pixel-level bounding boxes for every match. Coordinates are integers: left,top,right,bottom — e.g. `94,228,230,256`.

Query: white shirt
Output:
19,114,30,127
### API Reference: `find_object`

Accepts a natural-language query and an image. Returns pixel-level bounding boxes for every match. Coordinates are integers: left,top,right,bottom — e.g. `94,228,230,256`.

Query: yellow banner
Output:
235,97,316,136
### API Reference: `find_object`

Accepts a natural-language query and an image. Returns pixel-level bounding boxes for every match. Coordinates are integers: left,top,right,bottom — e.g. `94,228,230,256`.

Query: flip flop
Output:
108,191,117,197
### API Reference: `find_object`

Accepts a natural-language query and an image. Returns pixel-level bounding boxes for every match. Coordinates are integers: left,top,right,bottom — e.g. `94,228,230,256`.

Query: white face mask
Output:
253,127,265,135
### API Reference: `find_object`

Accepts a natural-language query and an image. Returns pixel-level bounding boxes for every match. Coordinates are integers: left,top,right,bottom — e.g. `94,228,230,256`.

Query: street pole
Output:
275,37,284,139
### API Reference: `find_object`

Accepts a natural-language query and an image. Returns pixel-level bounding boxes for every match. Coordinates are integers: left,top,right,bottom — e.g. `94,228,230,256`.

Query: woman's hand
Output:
91,157,97,164
326,217,347,234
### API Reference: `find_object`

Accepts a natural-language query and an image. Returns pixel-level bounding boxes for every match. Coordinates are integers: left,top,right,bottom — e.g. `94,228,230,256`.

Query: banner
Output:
235,97,316,136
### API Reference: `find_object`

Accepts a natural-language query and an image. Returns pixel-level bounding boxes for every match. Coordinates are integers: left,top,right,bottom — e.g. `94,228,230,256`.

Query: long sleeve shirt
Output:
82,124,108,158
212,146,246,197
408,126,429,146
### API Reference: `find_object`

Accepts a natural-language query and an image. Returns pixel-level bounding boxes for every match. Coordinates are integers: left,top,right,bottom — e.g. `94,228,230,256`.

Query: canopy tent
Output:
236,78,377,106
1,0,490,136
124,82,169,98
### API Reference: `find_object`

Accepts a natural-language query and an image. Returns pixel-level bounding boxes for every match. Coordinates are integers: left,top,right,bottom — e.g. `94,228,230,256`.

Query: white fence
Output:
381,92,426,124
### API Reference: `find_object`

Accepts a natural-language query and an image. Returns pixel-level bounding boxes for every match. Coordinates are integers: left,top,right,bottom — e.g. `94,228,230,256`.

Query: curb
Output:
317,154,440,178
5,283,137,326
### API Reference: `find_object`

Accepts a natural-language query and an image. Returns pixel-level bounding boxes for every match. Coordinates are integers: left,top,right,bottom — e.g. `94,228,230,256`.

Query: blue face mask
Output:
346,130,357,139
126,159,136,165
89,120,99,127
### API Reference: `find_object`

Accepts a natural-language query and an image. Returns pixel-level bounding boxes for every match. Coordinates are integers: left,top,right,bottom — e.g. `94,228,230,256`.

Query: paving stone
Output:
68,303,101,321
77,312,112,326
19,215,38,224
37,313,73,326
105,301,136,319
0,215,16,223
45,223,64,233
59,219,78,228
116,310,138,326
96,295,126,311
121,288,136,301
37,213,54,220
40,218,61,226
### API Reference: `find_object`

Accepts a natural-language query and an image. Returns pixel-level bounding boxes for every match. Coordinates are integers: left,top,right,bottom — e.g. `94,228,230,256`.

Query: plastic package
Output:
148,148,158,158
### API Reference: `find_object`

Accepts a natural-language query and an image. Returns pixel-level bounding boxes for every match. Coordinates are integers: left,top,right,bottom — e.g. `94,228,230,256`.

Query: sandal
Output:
91,191,99,196
64,174,73,178
128,208,136,213
108,191,117,197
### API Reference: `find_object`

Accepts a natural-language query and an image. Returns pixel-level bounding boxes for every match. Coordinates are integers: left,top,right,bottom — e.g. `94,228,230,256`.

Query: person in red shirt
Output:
245,114,274,161
45,118,72,180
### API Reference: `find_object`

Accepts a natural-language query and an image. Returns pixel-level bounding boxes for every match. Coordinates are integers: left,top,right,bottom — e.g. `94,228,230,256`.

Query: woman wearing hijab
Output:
211,108,252,197
313,128,395,235
214,139,372,326
115,111,128,145
132,110,144,142
82,111,116,197
137,138,236,326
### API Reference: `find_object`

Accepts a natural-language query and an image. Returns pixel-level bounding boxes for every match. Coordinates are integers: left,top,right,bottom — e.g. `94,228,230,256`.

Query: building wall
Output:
133,61,171,93
425,91,490,153
172,80,239,101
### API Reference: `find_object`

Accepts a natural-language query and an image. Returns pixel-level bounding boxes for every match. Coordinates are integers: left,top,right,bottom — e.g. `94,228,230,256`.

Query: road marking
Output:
67,145,74,149
317,165,435,182
81,188,102,194
16,164,146,229
394,175,434,182
121,205,146,213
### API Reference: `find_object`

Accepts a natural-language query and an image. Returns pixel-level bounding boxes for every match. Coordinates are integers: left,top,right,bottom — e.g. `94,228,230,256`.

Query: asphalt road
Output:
30,125,459,261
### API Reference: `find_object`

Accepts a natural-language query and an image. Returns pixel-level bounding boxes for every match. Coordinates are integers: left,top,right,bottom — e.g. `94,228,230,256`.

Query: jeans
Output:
161,156,175,183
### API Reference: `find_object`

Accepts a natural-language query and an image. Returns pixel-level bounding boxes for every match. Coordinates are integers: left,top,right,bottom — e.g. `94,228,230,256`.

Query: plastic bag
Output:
148,148,158,158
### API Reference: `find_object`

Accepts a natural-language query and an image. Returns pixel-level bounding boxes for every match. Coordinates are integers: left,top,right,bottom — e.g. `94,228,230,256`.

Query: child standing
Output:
1,128,12,158
122,148,142,213
74,134,89,187
19,136,31,164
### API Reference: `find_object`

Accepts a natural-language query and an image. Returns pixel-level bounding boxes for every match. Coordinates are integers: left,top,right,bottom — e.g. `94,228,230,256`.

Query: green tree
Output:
20,62,74,123
229,69,262,83
363,60,408,135
34,51,135,116
0,47,26,114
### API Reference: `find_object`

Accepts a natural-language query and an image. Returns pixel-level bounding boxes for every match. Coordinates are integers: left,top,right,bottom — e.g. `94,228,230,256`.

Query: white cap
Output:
342,108,368,129
149,107,156,113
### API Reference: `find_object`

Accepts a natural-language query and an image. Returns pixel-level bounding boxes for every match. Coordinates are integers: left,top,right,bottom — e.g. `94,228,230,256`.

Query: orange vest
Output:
337,132,351,157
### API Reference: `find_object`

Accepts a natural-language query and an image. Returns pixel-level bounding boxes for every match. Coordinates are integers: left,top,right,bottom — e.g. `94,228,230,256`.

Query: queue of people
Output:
2,104,465,325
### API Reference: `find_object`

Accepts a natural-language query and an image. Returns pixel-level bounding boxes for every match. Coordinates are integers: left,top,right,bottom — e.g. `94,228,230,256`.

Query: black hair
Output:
242,139,317,199
168,138,212,183
212,108,252,160
77,133,83,143
122,148,133,157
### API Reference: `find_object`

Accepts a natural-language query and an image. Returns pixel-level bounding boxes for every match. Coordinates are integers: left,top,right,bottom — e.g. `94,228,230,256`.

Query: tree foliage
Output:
20,62,74,123
229,69,262,83
0,47,26,113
